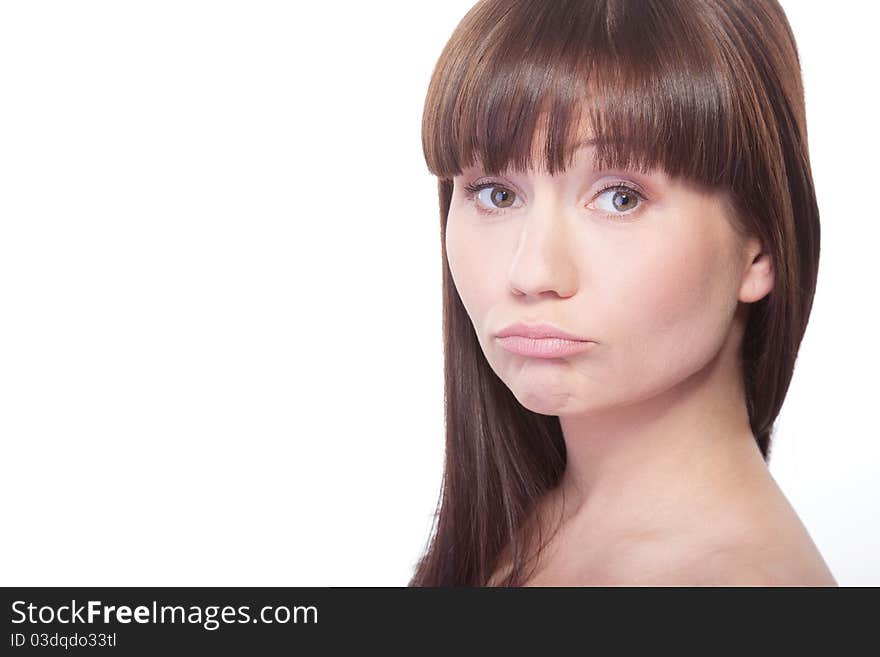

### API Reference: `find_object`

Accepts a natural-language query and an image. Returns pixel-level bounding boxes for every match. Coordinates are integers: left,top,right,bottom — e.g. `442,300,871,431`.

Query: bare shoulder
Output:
490,479,840,587
701,546,838,586
600,536,839,587
598,510,839,587
685,477,839,587
685,516,839,587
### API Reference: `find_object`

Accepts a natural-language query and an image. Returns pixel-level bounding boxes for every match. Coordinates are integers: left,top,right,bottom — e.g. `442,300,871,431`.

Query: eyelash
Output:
462,180,647,220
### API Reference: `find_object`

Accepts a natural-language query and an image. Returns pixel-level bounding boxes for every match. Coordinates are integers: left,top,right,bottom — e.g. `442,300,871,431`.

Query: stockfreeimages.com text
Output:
11,599,317,631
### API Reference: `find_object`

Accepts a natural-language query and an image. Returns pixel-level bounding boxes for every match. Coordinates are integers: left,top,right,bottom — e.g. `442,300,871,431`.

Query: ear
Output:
738,237,774,303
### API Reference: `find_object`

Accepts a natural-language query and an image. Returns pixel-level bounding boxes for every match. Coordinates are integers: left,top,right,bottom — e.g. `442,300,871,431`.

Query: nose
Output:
507,206,579,298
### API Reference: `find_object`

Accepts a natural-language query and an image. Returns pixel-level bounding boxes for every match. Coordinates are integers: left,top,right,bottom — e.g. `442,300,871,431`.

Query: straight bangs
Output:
422,0,762,193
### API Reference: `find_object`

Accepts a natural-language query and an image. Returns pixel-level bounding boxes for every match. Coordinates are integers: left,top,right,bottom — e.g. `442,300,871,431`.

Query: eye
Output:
590,183,645,217
461,179,648,219
462,181,521,216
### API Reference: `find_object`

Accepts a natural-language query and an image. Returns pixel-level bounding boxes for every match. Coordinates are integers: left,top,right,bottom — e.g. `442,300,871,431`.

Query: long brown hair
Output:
409,0,820,586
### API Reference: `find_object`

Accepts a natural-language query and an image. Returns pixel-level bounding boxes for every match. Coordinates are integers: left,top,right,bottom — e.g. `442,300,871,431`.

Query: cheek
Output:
445,214,495,326
604,223,738,373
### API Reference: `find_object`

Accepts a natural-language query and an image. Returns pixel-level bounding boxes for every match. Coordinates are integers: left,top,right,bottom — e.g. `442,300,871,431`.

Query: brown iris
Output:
490,186,515,209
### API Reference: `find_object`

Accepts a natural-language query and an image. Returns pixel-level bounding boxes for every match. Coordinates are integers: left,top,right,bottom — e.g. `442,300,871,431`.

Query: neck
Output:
551,318,769,538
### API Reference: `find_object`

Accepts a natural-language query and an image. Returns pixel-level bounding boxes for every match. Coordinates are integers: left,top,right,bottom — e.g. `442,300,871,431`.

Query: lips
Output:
495,321,594,342
494,322,597,358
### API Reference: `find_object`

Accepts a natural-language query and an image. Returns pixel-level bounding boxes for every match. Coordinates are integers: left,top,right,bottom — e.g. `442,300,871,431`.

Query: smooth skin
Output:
446,122,837,586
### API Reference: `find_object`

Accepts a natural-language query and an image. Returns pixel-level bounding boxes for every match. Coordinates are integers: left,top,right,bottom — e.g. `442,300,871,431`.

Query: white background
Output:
0,1,876,586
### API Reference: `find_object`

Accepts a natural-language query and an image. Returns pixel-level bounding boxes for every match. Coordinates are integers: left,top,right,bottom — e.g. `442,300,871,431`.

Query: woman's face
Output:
446,144,769,416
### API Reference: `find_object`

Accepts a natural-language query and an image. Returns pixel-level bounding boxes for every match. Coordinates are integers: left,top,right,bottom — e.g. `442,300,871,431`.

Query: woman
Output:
410,0,836,586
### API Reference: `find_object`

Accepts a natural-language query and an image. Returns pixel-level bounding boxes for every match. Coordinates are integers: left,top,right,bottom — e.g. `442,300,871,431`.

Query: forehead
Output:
522,114,600,174
461,139,600,178
458,144,592,181
455,107,597,175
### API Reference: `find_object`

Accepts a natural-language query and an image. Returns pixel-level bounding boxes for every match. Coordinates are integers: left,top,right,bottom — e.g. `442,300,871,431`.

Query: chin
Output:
514,386,581,416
